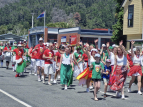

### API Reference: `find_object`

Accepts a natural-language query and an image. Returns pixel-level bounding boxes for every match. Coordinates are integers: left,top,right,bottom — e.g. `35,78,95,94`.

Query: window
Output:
128,5,134,27
48,34,57,43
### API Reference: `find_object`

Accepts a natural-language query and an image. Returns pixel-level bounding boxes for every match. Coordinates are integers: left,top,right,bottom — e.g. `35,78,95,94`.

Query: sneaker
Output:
86,88,89,93
51,78,53,82
137,91,142,95
48,82,52,86
89,86,93,90
53,80,57,83
122,96,125,100
104,94,107,98
29,72,32,75
32,72,35,75
127,88,131,93
38,78,41,82
15,74,18,77
43,80,45,84
64,87,67,90
58,75,60,79
41,76,44,80
35,74,37,76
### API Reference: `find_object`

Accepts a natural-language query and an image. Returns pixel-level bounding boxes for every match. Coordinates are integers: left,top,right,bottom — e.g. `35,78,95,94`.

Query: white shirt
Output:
110,52,115,66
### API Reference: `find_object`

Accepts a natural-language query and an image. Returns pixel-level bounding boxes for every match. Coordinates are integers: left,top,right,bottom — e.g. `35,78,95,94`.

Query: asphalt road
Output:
0,62,143,107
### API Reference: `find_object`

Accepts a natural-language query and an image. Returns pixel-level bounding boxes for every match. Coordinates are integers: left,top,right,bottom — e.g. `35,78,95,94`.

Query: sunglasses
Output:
39,41,43,42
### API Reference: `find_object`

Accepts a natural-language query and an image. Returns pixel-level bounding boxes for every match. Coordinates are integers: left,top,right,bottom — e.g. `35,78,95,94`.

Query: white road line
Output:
0,89,32,107
99,91,129,100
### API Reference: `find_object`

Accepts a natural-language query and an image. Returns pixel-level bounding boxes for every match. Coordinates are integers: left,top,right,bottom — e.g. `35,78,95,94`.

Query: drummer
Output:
3,43,11,69
8,41,24,77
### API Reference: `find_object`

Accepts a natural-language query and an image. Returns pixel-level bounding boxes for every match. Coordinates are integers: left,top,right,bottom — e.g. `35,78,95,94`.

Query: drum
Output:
16,58,23,65
5,52,11,61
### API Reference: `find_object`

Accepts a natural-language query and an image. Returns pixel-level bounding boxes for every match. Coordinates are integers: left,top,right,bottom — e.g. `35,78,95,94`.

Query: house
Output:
28,27,113,48
122,0,143,49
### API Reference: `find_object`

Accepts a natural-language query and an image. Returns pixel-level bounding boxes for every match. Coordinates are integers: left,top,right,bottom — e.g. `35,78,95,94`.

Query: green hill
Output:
0,0,117,36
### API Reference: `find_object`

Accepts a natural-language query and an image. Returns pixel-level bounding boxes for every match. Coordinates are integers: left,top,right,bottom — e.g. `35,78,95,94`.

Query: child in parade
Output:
11,42,17,72
102,59,111,98
89,53,104,101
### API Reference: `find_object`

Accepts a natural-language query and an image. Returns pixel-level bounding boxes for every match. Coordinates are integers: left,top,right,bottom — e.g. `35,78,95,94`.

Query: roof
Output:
92,28,108,31
0,34,24,40
122,0,128,7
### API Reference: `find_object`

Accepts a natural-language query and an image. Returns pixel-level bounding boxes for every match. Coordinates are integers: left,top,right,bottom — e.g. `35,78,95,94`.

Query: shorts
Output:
36,59,45,67
44,64,54,75
132,72,140,76
103,78,109,83
92,79,101,82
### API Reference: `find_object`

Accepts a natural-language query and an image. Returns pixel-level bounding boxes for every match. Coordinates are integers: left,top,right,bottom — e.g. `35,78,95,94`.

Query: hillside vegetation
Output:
0,0,117,36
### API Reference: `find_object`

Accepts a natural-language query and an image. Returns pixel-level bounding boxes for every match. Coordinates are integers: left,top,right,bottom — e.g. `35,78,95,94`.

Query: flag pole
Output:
44,10,46,40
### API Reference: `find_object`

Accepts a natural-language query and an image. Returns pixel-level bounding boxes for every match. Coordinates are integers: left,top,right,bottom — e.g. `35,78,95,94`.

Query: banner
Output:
70,35,77,45
61,36,66,42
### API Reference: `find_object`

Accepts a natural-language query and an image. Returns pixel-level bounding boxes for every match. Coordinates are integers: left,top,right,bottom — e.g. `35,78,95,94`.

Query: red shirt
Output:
43,49,54,64
55,52,61,63
3,47,11,51
26,45,29,49
30,49,37,59
127,54,133,67
34,44,46,59
82,53,88,62
13,48,24,60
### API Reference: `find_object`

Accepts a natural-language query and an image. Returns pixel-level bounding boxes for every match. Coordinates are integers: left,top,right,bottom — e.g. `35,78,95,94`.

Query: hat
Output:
23,40,26,43
106,59,111,63
128,49,131,53
91,48,98,53
54,42,57,44
46,43,50,47
39,37,43,41
112,44,116,48
102,44,106,47
133,48,136,52
18,41,23,47
94,53,100,57
109,46,113,49
76,46,81,50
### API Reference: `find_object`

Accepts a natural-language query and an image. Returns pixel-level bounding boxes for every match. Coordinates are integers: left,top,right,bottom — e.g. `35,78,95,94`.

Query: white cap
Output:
18,41,23,47
91,48,98,53
39,37,43,41
128,49,131,53
102,44,106,47
133,48,136,51
46,43,50,46
112,44,116,48
54,42,57,43
95,53,100,57
106,59,111,63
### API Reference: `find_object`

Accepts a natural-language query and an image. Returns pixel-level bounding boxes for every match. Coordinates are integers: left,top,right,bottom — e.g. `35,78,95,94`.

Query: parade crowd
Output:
0,38,143,101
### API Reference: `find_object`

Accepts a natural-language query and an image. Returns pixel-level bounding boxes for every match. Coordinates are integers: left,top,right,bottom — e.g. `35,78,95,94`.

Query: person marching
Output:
53,45,65,83
33,37,46,82
110,40,128,99
100,44,108,65
11,42,17,72
73,46,83,78
58,47,74,90
106,42,117,90
102,59,111,98
8,41,24,77
89,53,104,101
0,42,4,68
43,43,54,85
29,45,37,75
128,41,142,95
3,43,11,69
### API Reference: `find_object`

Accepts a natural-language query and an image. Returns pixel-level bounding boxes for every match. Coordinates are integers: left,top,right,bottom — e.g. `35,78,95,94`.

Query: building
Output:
28,26,113,48
122,0,143,49
0,33,24,46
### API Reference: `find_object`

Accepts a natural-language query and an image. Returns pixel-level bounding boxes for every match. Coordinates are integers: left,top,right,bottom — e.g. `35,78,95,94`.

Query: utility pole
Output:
31,13,35,28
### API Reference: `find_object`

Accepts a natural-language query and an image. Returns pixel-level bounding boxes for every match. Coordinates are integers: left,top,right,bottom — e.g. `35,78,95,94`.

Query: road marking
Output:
0,89,32,107
99,91,129,100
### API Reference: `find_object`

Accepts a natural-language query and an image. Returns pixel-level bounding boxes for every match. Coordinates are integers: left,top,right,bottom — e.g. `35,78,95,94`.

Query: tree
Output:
0,25,7,34
111,0,126,45
13,24,23,36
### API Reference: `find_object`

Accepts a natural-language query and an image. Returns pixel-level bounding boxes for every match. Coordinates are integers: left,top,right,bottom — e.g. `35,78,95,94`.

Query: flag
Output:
37,11,45,19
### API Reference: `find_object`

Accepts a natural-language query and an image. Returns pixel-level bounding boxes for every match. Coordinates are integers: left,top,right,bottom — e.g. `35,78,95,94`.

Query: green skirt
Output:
60,64,72,85
16,60,26,73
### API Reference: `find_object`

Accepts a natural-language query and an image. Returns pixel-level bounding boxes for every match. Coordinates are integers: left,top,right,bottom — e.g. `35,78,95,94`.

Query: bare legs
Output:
94,81,100,101
129,76,135,88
